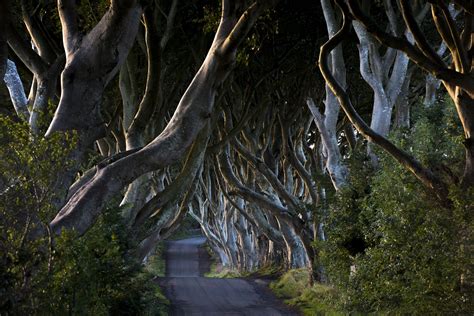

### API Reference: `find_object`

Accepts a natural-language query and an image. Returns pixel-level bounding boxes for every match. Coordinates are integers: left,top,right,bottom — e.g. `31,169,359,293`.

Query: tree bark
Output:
0,0,7,80
50,0,274,236
319,0,449,201
3,60,30,121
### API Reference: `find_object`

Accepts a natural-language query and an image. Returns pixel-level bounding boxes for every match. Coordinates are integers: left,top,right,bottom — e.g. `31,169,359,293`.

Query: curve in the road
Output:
159,237,299,316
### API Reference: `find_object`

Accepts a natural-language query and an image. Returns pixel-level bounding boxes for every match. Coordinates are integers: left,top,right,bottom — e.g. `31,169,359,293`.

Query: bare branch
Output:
307,98,348,190
399,0,445,67
6,23,47,75
21,0,57,62
218,147,297,225
3,60,30,121
220,0,273,55
160,0,178,49
279,117,320,204
57,0,79,53
0,0,7,79
430,1,469,72
452,0,474,16
322,0,448,201
132,125,209,228
127,7,162,141
346,0,474,91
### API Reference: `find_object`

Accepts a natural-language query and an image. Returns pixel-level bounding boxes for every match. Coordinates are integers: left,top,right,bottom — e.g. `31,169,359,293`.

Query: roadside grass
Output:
202,244,243,278
205,261,285,279
205,265,243,278
203,242,286,279
246,264,285,278
142,242,170,315
270,269,344,316
203,248,242,278
138,272,170,316
144,242,166,277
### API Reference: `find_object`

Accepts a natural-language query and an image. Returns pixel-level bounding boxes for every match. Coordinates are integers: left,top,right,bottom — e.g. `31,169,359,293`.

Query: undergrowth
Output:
270,269,343,316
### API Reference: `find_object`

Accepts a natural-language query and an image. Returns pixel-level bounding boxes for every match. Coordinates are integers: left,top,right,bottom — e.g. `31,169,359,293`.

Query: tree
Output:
332,0,474,190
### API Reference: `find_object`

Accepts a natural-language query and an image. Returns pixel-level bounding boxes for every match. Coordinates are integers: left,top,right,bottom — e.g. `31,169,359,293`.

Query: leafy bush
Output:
320,102,473,314
0,116,168,315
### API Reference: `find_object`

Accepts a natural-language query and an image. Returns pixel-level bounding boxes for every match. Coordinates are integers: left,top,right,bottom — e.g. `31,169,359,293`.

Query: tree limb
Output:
346,0,474,91
57,0,79,53
322,0,448,201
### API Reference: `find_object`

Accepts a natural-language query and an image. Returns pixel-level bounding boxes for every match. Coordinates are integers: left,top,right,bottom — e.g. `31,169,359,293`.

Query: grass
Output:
141,243,170,315
202,245,284,279
270,269,344,316
246,264,284,278
204,252,242,278
144,242,166,277
204,266,243,278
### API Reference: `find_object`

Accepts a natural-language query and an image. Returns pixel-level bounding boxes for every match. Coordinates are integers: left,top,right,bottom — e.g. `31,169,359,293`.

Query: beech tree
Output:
322,0,474,193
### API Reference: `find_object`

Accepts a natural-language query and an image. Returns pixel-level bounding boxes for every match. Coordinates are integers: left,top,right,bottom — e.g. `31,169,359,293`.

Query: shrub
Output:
320,101,472,314
0,116,167,315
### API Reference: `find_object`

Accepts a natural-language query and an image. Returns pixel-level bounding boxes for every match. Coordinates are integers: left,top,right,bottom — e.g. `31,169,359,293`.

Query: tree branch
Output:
322,0,448,201
57,0,79,53
452,0,474,16
399,0,445,67
6,23,47,75
0,0,7,79
132,125,209,228
127,6,162,140
430,1,469,72
160,0,178,49
21,0,57,62
346,0,474,91
220,0,273,55
3,60,30,121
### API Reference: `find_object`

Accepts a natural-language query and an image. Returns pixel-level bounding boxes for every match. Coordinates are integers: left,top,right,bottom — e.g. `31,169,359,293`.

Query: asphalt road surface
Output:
159,237,299,316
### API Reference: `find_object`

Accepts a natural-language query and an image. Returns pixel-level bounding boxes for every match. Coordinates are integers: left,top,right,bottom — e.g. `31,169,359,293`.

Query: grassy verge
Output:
142,242,170,315
204,263,243,278
137,272,170,316
270,269,343,316
144,242,166,277
203,245,242,278
247,264,284,278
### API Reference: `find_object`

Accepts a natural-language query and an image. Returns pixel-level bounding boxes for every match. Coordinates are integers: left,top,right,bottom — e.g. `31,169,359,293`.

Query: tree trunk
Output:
453,88,474,187
50,0,272,236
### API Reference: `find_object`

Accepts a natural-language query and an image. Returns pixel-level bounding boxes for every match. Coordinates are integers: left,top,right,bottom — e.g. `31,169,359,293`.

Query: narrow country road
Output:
159,237,299,316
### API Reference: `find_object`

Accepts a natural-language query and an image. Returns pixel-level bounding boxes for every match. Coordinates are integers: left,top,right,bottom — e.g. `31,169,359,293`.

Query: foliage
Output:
144,243,166,277
270,269,342,315
319,102,472,314
247,264,284,278
270,268,309,297
0,116,167,315
42,208,168,315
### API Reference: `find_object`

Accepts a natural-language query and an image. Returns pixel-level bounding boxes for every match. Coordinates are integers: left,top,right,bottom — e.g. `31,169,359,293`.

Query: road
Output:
159,237,299,316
